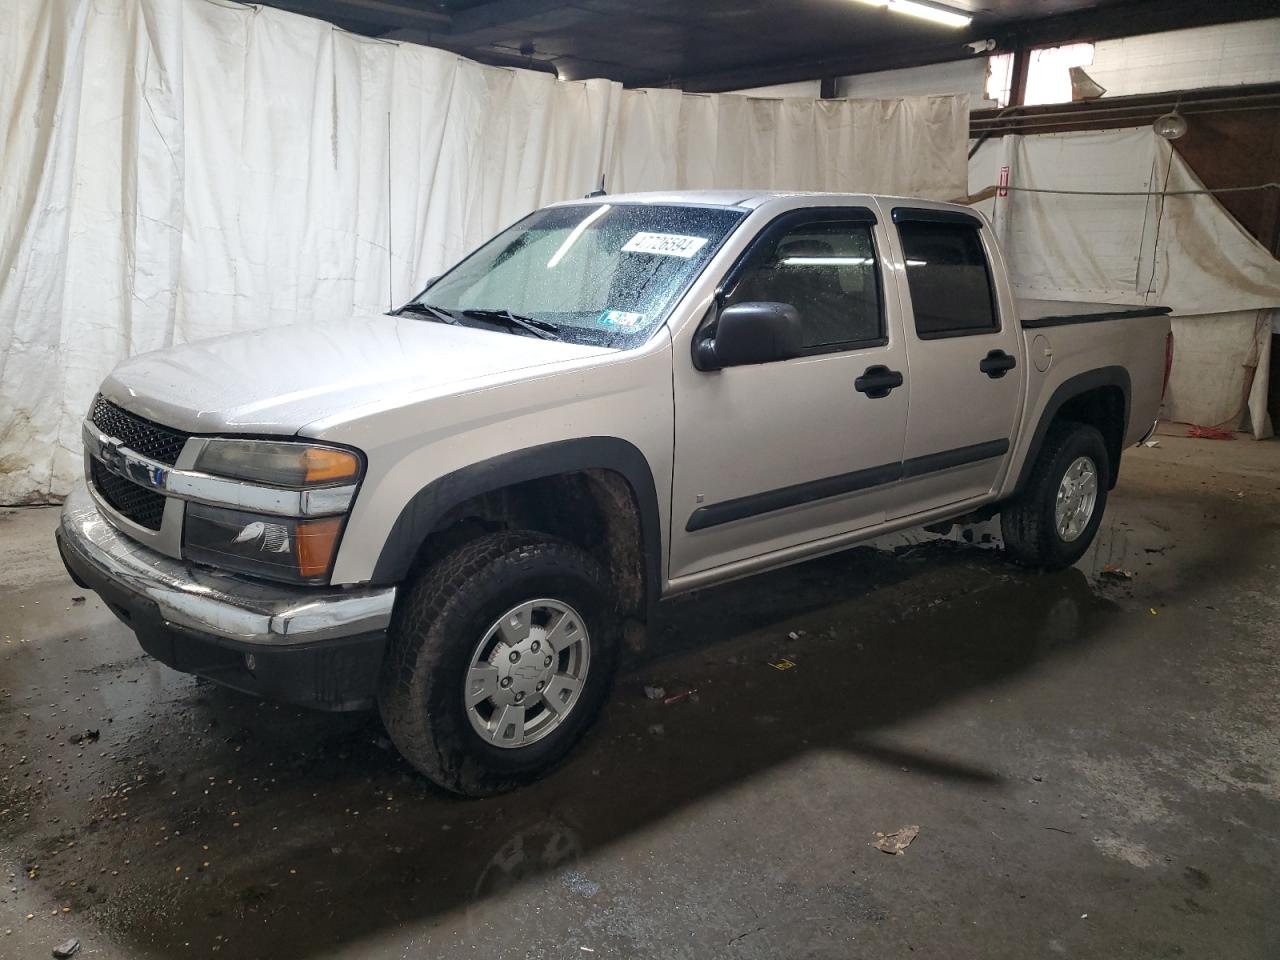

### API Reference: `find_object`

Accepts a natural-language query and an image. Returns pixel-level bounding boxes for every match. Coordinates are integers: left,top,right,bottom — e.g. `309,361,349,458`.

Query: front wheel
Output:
1001,421,1110,569
379,531,618,797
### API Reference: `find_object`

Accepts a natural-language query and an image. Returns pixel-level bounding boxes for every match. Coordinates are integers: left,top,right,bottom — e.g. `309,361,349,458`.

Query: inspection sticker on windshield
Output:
597,309,645,328
622,232,708,258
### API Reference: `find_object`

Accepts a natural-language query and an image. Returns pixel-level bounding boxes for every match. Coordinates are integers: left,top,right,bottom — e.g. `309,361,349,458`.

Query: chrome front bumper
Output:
57,482,395,647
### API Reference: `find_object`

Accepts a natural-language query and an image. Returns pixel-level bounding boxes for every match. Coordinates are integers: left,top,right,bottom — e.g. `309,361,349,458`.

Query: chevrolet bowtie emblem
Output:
100,436,125,471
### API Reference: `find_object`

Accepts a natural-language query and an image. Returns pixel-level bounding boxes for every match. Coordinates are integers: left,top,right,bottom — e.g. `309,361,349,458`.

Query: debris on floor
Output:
768,658,797,671
872,825,920,856
643,685,666,700
662,688,696,706
69,729,100,745
1100,564,1134,580
1187,424,1234,440
560,870,601,899
52,938,81,959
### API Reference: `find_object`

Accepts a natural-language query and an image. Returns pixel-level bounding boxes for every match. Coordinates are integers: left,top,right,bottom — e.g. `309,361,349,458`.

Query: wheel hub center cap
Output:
491,627,557,704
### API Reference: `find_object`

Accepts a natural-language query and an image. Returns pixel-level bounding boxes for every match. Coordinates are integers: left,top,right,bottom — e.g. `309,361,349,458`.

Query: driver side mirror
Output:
694,302,803,371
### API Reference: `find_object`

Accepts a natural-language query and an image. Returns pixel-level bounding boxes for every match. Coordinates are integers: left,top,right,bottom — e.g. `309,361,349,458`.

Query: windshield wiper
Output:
390,301,461,325
461,308,560,341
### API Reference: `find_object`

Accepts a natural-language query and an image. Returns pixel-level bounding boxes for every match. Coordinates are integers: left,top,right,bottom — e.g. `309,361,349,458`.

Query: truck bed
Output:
1018,299,1172,329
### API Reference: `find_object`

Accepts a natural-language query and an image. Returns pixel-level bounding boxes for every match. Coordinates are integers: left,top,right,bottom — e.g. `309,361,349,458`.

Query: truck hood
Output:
100,314,614,434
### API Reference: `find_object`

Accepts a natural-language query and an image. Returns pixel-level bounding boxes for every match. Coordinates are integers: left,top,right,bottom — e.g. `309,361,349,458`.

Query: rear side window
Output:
724,219,883,350
897,220,998,339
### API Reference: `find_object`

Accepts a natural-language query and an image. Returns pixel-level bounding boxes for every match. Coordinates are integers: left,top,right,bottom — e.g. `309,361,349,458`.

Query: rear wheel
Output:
379,531,617,797
1001,421,1110,569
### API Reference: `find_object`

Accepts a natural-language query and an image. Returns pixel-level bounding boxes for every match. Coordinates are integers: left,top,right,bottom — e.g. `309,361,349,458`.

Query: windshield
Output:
413,203,747,348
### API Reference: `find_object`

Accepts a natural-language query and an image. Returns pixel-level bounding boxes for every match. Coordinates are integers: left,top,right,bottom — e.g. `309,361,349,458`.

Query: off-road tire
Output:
1001,420,1110,569
379,531,617,797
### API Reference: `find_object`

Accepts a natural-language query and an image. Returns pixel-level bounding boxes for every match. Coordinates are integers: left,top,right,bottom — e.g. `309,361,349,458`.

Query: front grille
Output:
90,458,166,531
89,394,189,466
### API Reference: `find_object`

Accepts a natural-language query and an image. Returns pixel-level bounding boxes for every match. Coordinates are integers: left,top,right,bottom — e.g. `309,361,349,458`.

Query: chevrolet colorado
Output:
57,191,1171,795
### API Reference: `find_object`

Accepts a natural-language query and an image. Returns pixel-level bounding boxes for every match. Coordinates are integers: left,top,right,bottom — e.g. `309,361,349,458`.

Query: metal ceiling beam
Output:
680,0,1278,93
994,0,1276,50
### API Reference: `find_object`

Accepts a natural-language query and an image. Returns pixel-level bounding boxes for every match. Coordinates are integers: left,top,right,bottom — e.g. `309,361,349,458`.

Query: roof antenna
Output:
584,174,607,199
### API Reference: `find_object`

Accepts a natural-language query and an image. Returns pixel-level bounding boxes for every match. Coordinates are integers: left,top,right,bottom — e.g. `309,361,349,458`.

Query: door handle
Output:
854,365,904,399
979,349,1017,379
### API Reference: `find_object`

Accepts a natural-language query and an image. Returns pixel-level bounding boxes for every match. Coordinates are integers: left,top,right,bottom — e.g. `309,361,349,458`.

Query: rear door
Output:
883,206,1025,518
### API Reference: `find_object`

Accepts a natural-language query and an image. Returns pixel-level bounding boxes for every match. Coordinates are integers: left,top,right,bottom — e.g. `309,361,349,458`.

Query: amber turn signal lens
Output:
303,447,360,484
296,516,344,579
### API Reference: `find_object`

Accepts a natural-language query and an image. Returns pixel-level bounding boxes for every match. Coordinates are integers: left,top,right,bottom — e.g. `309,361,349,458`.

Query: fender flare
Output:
370,437,663,605
1012,366,1131,494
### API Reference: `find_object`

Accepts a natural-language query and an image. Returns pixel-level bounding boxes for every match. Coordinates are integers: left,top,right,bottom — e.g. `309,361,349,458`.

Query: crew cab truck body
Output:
57,191,1170,795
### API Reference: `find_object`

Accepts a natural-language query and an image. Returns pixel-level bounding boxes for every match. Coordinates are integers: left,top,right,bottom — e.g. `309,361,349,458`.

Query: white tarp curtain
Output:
608,86,968,198
969,128,1280,438
0,0,968,503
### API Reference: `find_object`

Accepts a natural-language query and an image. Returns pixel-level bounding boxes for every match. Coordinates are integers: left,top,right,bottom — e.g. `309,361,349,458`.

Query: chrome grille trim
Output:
82,421,356,518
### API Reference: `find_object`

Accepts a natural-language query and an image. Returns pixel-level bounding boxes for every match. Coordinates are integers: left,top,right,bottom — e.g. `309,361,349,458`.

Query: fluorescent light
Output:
851,0,971,28
888,0,971,28
546,204,610,269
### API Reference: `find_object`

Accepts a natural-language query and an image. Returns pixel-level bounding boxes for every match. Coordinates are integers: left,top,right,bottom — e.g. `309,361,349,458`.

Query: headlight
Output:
185,505,345,584
184,440,363,584
194,440,360,488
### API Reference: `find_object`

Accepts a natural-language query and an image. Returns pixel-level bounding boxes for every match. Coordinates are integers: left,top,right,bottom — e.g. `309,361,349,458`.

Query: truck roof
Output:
549,189,969,212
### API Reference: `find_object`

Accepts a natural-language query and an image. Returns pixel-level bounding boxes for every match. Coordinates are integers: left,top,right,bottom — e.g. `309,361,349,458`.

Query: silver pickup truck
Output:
57,191,1171,795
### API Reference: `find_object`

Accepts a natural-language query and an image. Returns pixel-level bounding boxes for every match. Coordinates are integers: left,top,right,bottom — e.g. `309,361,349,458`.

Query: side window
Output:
724,220,882,350
897,220,998,339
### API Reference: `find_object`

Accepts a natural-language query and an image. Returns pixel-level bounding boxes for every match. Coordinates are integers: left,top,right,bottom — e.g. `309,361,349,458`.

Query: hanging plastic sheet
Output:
0,0,967,502
969,128,1280,437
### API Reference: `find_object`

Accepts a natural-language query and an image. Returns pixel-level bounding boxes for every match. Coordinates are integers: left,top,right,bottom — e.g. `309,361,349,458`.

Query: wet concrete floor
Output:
1,434,1277,958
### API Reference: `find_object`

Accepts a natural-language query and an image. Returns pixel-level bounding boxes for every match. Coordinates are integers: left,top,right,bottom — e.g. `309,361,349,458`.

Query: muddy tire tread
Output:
1002,420,1110,569
379,531,613,796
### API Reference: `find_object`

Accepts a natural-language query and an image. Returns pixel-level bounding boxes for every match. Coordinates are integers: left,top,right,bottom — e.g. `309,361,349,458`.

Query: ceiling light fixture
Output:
851,0,972,29
1153,110,1188,141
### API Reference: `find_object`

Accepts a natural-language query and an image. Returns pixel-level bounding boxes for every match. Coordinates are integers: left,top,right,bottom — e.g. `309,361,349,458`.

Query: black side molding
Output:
371,437,662,606
686,438,1009,532
1022,306,1172,329
686,462,902,532
901,439,1009,479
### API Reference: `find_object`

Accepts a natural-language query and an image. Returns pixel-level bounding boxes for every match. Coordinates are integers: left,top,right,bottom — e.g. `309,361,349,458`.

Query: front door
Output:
669,206,910,581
